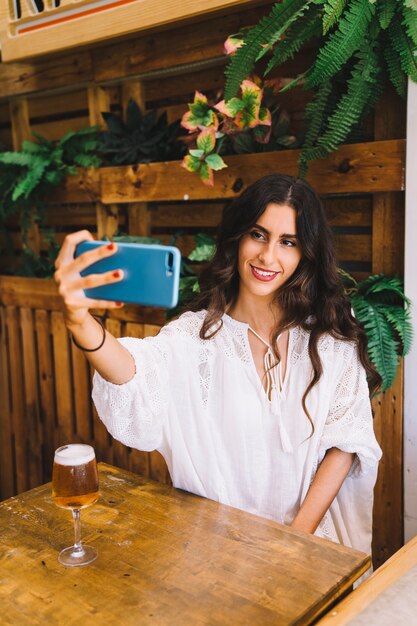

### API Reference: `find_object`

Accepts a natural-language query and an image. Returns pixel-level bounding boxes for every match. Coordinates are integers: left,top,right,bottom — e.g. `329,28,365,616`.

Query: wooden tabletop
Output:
316,534,417,625
0,463,370,626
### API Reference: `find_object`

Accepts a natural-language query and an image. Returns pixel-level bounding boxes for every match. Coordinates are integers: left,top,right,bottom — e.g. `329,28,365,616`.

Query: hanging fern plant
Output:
0,128,101,274
342,272,412,391
224,0,417,173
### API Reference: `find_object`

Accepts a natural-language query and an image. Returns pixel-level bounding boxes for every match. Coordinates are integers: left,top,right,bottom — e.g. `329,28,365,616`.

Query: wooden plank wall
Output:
0,1,407,568
0,277,170,500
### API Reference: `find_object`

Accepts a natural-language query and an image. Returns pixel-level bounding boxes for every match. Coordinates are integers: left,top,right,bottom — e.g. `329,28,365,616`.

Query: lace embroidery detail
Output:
321,340,375,477
317,512,338,543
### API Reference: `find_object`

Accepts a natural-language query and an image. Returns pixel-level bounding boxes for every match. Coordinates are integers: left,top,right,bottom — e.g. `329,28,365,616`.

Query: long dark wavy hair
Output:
190,174,381,428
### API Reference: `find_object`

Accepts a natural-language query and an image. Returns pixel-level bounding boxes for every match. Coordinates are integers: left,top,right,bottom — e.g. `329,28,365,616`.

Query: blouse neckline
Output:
222,312,293,396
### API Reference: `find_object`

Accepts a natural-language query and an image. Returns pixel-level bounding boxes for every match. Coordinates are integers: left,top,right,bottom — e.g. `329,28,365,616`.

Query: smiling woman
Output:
237,203,302,301
55,173,382,566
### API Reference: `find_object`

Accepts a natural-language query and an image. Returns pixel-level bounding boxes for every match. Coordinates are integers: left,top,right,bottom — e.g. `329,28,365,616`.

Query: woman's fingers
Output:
68,269,124,293
55,230,95,270
54,232,125,321
56,241,118,281
68,297,124,310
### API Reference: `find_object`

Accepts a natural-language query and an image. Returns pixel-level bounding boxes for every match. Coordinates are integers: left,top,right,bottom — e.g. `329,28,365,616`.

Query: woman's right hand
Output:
54,230,124,329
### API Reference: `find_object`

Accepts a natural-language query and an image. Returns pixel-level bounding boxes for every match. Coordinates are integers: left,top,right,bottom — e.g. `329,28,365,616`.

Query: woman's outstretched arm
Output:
290,448,354,534
54,230,135,385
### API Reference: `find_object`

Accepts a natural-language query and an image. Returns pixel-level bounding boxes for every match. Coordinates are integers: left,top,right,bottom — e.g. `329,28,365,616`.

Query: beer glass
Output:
52,444,99,566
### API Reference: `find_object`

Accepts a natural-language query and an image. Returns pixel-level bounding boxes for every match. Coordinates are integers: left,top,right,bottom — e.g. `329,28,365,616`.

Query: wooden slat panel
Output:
51,311,74,444
33,198,373,235
44,140,405,207
9,98,31,150
35,309,56,480
93,140,405,204
324,197,372,227
28,89,89,119
45,204,98,227
105,318,129,470
30,116,91,141
2,0,266,62
140,323,170,484
121,80,146,115
96,203,119,240
0,308,15,499
372,362,404,568
88,85,111,127
335,235,372,263
88,319,113,466
93,5,269,82
128,203,151,237
149,450,171,484
123,322,151,478
0,276,166,324
0,5,269,99
20,308,42,489
370,85,406,566
372,192,405,275
6,306,27,494
0,52,94,101
0,128,12,147
70,341,92,442
48,168,101,204
152,203,224,228
145,64,227,105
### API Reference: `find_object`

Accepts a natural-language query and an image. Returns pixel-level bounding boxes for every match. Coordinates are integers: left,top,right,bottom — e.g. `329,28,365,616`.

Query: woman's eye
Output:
250,230,265,241
282,239,297,247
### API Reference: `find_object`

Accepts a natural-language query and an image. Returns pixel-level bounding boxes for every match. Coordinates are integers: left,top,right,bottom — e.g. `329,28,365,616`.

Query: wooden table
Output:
0,463,370,625
316,534,417,625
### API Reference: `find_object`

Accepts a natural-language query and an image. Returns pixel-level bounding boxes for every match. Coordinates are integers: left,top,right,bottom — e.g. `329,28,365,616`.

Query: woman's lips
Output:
250,265,279,282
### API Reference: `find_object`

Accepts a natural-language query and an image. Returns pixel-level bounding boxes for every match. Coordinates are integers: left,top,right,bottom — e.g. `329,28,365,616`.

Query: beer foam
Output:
54,444,95,466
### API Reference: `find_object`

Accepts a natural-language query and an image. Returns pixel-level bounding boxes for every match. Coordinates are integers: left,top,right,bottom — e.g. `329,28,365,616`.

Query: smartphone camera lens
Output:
166,252,174,276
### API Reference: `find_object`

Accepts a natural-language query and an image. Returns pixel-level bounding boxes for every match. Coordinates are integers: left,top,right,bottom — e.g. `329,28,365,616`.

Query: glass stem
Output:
72,509,84,554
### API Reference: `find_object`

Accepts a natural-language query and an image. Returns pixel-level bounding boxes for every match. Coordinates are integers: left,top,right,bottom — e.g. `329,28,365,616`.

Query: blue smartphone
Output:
75,240,181,308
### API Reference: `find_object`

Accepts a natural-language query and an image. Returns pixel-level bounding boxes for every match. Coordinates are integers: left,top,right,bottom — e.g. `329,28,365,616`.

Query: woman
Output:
54,174,382,555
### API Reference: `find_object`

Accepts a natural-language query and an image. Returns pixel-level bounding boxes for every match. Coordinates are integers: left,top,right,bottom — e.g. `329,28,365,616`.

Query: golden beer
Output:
52,444,99,510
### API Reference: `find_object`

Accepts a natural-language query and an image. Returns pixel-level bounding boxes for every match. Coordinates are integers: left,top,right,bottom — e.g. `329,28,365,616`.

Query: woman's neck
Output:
227,296,281,339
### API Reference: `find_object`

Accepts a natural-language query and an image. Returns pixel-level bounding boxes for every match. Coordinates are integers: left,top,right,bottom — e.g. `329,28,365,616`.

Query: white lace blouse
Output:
93,310,382,555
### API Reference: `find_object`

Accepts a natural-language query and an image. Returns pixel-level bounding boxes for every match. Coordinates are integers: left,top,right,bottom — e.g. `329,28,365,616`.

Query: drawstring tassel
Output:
264,347,293,454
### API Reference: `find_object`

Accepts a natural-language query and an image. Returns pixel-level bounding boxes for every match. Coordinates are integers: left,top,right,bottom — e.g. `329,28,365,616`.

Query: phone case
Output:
75,241,181,308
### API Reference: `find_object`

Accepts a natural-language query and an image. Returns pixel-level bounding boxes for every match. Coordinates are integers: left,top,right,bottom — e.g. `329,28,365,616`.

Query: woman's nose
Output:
258,243,276,266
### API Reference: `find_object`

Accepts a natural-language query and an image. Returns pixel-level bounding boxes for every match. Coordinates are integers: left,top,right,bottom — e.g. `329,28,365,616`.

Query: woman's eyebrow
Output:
253,224,298,238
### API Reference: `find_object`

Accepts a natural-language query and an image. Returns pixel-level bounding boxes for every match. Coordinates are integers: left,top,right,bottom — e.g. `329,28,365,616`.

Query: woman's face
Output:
237,202,302,304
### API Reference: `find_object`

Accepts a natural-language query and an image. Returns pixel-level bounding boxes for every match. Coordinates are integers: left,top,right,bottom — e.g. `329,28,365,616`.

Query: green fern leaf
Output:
12,158,48,201
73,154,102,168
0,151,33,167
351,294,399,391
384,37,407,98
59,126,101,146
402,5,417,47
306,0,376,88
44,170,65,186
377,0,396,30
322,0,349,35
382,305,413,356
302,40,381,160
358,274,410,305
298,80,333,174
303,81,334,148
224,0,314,100
20,140,44,154
389,16,417,82
265,3,322,74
